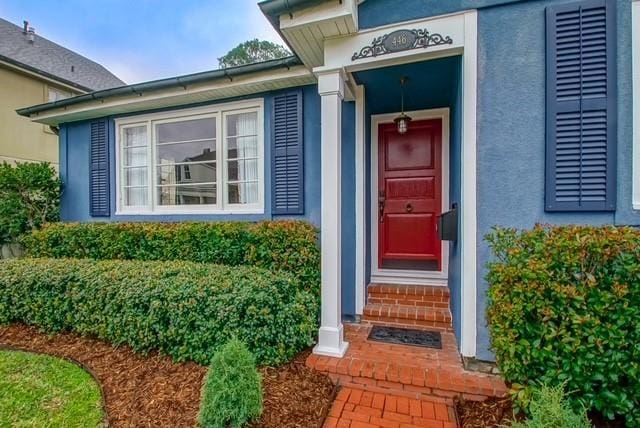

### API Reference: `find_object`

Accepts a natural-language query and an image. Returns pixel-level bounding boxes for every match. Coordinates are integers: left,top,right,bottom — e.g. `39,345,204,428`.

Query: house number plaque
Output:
383,30,417,52
351,28,453,61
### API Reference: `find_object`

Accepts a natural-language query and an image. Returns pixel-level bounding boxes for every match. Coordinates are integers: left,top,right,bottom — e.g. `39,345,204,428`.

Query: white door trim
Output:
354,84,366,315
370,108,450,286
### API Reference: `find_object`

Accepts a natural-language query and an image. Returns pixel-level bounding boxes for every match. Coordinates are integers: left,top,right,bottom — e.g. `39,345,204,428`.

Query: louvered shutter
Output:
545,0,616,211
272,90,304,214
89,119,110,217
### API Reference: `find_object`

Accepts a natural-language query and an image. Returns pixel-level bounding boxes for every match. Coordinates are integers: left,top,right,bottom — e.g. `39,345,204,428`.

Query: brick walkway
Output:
308,324,507,401
324,387,457,428
309,323,508,427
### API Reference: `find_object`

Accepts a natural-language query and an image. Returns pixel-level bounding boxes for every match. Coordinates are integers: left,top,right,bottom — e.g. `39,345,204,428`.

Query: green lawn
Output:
0,350,104,427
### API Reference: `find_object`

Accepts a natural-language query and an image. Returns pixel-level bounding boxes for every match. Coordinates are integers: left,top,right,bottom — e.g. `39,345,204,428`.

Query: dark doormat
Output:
367,325,442,349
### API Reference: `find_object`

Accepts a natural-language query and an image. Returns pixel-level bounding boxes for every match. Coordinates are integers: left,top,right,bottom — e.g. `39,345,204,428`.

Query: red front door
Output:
378,119,442,271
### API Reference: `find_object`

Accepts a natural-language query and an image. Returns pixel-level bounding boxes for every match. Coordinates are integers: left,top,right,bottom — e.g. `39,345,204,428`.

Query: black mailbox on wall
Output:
438,203,458,242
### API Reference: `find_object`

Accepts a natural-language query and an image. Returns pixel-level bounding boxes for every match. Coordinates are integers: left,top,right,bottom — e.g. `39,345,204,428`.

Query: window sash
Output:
115,101,263,214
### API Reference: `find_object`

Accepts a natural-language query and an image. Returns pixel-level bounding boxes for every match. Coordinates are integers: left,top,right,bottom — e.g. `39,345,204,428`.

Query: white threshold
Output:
370,269,448,286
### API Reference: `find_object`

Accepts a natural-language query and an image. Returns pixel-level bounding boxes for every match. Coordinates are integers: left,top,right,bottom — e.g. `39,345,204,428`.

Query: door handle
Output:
405,202,413,213
379,192,385,223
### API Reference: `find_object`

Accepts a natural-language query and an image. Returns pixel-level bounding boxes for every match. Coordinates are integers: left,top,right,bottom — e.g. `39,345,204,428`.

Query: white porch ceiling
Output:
279,0,358,68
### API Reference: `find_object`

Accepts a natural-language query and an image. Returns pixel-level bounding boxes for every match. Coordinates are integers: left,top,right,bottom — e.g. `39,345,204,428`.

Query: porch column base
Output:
314,325,349,357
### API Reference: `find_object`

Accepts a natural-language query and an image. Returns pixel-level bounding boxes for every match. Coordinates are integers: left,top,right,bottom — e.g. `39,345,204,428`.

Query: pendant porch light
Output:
394,76,412,134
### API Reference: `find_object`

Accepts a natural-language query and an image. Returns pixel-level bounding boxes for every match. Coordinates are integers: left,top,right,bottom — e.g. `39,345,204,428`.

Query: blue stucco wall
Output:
448,63,463,342
342,101,357,318
475,0,638,361
359,0,523,29
359,0,639,360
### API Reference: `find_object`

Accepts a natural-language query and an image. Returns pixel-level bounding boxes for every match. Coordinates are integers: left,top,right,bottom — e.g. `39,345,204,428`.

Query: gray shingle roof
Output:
0,17,125,91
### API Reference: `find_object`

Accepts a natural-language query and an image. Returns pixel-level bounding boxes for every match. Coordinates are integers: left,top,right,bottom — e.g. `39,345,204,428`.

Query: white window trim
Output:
633,0,640,210
114,99,265,215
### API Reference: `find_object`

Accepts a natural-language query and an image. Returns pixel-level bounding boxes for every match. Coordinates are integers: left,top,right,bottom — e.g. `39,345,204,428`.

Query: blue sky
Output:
0,0,285,84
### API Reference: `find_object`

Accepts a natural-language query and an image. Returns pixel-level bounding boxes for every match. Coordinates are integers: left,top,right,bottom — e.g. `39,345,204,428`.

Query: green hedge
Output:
0,162,61,245
486,225,640,425
0,258,317,366
21,221,320,295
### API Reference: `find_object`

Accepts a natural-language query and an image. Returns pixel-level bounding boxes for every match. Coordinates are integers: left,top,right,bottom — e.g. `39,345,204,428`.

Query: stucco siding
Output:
358,0,522,29
474,0,637,360
342,100,357,318
0,66,73,165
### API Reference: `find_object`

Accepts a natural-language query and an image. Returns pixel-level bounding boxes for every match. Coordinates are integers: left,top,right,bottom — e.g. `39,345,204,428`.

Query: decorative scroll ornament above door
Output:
351,29,453,61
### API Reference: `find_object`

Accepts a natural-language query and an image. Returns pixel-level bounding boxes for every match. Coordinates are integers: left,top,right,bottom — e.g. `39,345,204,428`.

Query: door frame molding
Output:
370,108,450,286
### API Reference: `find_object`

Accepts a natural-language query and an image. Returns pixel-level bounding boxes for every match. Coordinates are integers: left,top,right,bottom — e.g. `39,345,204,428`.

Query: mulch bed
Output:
250,349,336,428
0,324,335,427
456,397,514,428
456,396,627,428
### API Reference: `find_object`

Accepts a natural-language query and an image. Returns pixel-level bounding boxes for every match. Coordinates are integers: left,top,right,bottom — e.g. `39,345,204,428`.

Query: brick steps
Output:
363,284,454,331
363,304,453,331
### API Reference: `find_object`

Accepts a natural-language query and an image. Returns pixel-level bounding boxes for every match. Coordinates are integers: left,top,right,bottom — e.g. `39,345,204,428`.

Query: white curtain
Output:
123,126,148,206
233,112,258,204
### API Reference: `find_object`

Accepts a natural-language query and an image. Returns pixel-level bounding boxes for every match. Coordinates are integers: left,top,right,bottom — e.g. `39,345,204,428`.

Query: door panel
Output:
378,119,442,271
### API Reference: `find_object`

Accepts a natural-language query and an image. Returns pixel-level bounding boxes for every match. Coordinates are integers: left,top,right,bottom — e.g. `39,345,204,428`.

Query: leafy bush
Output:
0,258,317,366
511,384,591,428
21,221,319,295
486,225,640,425
0,162,61,245
199,339,262,428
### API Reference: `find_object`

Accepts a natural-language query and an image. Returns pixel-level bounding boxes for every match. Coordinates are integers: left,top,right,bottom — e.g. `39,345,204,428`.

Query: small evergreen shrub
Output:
0,162,61,245
21,220,319,295
511,384,591,428
486,225,640,425
198,339,262,428
0,258,317,365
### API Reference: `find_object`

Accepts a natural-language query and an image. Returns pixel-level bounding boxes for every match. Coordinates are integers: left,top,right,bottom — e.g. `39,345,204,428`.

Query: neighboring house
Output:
17,0,640,362
0,18,123,165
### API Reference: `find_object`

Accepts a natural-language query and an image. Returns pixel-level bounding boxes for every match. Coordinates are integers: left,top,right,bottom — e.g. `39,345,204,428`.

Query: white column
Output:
314,69,349,357
460,10,478,358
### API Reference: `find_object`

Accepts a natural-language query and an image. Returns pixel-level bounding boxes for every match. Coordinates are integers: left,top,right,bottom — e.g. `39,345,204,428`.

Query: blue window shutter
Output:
272,90,304,215
89,119,110,217
545,0,616,211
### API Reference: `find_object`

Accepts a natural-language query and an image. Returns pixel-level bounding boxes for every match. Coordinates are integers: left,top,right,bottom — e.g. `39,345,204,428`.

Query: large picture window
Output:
115,100,263,214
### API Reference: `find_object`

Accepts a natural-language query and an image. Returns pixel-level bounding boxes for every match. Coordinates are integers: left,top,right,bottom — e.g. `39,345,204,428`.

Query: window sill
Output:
115,208,265,216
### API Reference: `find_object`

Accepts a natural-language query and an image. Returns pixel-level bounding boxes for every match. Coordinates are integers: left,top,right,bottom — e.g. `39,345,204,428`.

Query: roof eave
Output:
18,58,315,126
17,56,303,119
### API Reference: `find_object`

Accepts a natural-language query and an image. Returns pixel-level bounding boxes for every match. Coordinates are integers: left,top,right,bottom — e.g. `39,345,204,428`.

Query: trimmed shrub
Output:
486,225,640,425
198,339,262,428
21,220,319,295
0,162,61,245
511,384,591,428
0,258,317,366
